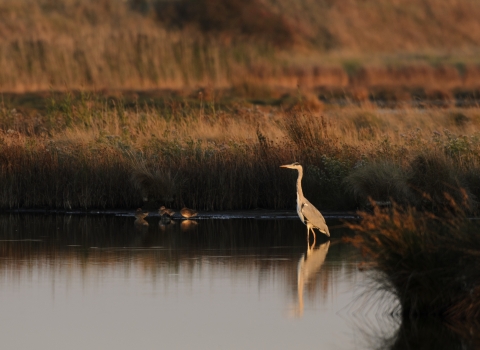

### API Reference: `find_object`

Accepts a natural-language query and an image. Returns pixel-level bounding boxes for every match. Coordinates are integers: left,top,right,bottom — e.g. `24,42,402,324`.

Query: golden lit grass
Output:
0,0,271,91
2,92,480,211
267,0,480,53
1,0,480,92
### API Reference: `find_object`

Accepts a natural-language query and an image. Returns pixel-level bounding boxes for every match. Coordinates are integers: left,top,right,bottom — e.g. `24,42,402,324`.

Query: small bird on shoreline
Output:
135,208,148,219
159,206,175,217
180,207,198,219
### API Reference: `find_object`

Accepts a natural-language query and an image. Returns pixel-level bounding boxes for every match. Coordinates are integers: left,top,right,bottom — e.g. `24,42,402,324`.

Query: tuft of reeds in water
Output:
345,201,480,324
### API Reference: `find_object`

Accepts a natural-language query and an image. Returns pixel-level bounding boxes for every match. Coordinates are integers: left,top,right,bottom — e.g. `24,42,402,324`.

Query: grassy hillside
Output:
267,0,480,53
1,0,480,92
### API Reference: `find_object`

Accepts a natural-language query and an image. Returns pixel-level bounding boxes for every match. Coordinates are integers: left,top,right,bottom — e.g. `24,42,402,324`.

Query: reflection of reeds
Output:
345,202,480,324
0,214,356,277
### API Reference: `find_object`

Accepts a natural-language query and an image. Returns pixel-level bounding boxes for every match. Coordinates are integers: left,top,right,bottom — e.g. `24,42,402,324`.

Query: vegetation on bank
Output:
1,92,480,211
345,202,480,324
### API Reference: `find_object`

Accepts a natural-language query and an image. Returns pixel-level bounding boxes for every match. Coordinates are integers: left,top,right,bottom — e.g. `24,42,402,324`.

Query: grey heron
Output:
280,162,330,241
180,207,198,219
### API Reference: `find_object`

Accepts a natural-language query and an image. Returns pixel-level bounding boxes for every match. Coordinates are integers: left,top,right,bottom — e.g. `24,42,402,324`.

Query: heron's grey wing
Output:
301,200,329,234
296,193,305,224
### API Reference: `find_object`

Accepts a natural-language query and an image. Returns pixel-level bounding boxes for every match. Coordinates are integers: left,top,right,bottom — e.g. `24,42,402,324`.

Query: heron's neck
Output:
296,169,304,200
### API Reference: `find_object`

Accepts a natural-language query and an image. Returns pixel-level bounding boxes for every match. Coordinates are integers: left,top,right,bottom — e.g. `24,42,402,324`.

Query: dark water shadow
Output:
348,274,480,350
370,317,480,350
0,214,350,252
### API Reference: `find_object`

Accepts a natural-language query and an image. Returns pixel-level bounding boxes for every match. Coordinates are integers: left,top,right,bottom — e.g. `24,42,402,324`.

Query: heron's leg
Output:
312,229,316,248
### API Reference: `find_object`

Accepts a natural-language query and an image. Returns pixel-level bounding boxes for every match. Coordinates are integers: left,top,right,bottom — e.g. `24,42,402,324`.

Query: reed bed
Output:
2,92,480,211
345,202,480,324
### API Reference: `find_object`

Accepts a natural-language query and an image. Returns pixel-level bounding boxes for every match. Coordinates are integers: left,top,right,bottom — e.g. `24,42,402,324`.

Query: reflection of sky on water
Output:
0,215,407,349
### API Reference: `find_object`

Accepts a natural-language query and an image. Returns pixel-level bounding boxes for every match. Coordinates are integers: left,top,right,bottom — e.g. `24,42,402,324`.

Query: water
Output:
0,215,400,349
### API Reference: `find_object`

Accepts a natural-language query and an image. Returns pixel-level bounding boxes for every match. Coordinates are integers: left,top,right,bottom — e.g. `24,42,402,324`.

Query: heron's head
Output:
280,162,303,171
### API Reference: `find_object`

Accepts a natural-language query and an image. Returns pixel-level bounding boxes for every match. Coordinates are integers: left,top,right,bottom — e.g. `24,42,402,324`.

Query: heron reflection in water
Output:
293,240,330,317
280,162,330,242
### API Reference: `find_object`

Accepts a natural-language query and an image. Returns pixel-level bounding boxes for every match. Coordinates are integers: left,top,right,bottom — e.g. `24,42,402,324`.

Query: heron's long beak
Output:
280,164,291,168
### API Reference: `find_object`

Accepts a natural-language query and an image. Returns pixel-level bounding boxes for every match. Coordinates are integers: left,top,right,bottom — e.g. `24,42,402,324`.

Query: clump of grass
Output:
281,92,324,113
344,160,412,206
407,152,475,213
351,111,387,133
346,202,480,323
129,153,181,205
345,153,478,212
230,82,275,100
447,111,471,128
282,112,330,150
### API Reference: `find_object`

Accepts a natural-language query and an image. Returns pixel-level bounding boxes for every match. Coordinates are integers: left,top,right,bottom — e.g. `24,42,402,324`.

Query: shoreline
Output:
0,209,360,220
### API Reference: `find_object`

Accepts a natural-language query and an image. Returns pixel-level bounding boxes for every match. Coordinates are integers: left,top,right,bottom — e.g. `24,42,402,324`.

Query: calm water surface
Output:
0,215,399,349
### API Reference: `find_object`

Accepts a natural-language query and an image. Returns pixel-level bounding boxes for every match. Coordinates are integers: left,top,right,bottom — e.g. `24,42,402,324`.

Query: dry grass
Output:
266,0,480,53
1,0,480,93
2,91,480,211
345,202,480,324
